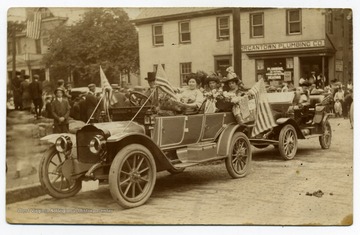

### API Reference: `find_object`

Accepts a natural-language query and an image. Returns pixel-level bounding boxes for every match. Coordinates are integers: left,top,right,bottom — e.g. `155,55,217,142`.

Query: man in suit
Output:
29,74,43,119
51,87,70,133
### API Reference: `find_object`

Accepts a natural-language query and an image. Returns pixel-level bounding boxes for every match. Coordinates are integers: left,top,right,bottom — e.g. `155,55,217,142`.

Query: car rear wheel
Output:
225,132,252,178
278,124,298,160
39,145,82,198
319,120,332,149
109,144,156,208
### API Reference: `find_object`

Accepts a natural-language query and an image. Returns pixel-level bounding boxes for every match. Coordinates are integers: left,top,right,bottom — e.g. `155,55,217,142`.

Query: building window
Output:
152,24,164,46
153,64,165,72
214,55,232,77
217,16,230,40
327,10,333,34
250,13,264,38
287,9,301,35
180,62,192,85
179,21,191,43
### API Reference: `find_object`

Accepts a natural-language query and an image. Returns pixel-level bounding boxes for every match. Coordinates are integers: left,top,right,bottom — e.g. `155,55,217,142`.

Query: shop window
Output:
256,58,293,86
250,13,264,38
152,24,164,46
180,62,192,85
287,9,302,35
217,16,230,40
214,55,232,77
179,21,191,43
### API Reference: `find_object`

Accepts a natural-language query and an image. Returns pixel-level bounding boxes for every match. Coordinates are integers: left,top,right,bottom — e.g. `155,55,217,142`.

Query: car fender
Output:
40,133,77,146
107,133,173,172
322,113,334,125
216,123,248,157
275,118,305,139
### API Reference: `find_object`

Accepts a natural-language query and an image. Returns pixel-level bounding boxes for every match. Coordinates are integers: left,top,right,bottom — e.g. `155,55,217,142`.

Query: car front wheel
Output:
39,145,82,198
225,132,252,178
109,144,156,208
278,124,298,160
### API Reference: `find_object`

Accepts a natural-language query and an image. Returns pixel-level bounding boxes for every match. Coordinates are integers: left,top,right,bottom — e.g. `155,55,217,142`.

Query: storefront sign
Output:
241,39,325,52
284,71,292,81
266,67,284,80
335,60,343,72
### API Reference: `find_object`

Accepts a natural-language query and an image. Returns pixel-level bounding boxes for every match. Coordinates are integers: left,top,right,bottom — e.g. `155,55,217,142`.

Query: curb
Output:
6,183,46,204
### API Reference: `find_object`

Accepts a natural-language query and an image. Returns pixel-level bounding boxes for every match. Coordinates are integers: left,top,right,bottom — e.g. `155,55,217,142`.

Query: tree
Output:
43,8,139,86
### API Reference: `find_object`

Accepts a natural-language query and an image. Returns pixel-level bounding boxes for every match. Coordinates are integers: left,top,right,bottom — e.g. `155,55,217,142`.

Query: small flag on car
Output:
248,79,277,137
100,66,118,106
155,64,178,100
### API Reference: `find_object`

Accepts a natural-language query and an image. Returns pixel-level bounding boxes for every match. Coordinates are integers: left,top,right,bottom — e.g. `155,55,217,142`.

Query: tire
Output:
225,132,252,178
278,124,298,160
167,167,185,175
109,144,156,208
39,145,82,198
319,120,332,149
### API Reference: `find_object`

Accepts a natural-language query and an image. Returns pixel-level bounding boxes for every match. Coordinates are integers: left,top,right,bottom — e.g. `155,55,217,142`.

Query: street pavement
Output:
5,116,353,225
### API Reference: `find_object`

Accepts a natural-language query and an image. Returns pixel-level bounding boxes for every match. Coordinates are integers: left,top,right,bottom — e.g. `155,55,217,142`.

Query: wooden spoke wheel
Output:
319,120,332,149
109,144,156,208
225,132,252,178
39,146,82,198
278,124,298,160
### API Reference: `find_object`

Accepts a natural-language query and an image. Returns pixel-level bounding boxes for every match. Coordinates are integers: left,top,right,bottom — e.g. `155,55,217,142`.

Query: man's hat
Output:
88,83,96,88
33,74,39,79
145,72,156,82
54,87,66,95
111,84,120,89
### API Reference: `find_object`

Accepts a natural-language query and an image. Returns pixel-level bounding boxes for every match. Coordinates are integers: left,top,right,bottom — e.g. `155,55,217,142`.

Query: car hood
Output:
92,121,145,136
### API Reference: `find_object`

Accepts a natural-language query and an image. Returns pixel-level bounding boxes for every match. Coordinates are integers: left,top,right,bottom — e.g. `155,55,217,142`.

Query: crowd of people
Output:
7,68,354,134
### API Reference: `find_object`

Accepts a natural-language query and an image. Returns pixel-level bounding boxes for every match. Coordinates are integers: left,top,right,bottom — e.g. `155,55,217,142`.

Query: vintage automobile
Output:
39,91,252,208
249,91,333,160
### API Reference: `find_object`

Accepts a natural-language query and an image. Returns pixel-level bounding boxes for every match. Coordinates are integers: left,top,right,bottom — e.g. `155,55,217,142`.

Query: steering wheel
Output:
129,91,152,106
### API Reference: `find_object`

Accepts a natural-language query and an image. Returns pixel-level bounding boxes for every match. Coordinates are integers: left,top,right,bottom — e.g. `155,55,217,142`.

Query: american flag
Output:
155,64,178,100
26,11,42,39
248,79,277,137
100,66,118,106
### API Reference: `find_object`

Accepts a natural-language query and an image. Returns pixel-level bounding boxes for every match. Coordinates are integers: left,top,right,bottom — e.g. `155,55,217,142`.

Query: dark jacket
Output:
29,80,43,99
85,92,99,120
51,98,70,125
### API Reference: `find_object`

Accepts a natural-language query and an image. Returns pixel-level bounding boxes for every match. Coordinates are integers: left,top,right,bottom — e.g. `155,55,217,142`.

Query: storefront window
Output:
256,58,294,86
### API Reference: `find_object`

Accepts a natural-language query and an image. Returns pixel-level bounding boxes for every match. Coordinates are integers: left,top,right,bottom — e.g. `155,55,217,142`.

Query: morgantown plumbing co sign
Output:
241,39,325,52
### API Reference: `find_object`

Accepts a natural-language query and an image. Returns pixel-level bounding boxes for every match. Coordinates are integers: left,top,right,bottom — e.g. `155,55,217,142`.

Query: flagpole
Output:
86,95,104,125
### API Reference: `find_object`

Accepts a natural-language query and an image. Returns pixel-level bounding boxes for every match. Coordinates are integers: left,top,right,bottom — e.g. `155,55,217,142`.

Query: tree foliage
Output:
43,8,139,86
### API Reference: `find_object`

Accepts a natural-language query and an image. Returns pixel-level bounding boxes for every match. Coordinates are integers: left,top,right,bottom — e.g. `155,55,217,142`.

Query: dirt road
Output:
6,118,353,225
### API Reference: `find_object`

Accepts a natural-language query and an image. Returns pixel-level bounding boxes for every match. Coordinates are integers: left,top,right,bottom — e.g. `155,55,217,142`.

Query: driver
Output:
144,72,159,105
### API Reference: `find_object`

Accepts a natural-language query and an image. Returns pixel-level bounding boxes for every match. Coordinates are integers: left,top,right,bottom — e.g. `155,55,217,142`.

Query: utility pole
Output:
232,8,242,79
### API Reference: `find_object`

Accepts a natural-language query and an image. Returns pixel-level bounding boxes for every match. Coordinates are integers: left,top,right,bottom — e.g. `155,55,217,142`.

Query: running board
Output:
176,142,221,163
304,134,323,139
173,156,225,168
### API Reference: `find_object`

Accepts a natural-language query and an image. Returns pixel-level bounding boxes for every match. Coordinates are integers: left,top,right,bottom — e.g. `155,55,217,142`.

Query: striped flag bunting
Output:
100,66,118,106
155,64,178,100
248,79,277,137
26,12,42,39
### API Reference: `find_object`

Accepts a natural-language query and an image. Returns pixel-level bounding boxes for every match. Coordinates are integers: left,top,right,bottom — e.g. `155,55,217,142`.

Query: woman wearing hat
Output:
221,73,241,95
204,74,220,92
51,87,70,133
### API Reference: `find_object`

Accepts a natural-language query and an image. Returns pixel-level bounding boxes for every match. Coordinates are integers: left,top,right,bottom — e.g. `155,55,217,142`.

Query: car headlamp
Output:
89,135,106,154
55,136,73,153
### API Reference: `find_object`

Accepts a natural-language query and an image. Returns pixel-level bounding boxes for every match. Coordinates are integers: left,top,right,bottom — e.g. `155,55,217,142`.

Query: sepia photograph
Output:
2,0,358,233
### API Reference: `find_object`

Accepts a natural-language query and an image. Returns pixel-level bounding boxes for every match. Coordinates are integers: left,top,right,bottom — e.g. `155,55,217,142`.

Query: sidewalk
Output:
6,110,84,204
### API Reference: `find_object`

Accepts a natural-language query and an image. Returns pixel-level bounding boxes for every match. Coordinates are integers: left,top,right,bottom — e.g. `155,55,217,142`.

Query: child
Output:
334,99,342,118
51,87,70,133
